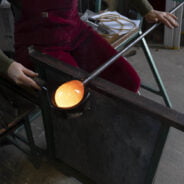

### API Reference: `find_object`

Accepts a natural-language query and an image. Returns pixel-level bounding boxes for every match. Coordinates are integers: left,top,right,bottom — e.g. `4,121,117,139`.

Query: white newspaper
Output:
92,11,140,35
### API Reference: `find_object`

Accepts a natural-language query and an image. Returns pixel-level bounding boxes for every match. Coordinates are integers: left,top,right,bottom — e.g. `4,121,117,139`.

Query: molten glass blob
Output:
54,80,84,109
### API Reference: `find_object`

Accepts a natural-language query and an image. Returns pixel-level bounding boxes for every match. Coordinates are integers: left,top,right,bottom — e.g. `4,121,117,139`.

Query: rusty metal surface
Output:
29,48,184,184
29,48,184,131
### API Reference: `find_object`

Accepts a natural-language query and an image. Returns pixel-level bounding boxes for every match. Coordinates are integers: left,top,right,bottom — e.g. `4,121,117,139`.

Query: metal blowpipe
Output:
83,2,184,85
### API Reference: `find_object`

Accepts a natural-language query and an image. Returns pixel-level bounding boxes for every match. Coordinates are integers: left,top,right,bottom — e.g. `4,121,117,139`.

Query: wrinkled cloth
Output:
13,0,140,92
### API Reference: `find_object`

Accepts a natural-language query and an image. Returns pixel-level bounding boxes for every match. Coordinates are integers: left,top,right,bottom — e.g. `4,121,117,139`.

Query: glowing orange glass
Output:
54,80,84,109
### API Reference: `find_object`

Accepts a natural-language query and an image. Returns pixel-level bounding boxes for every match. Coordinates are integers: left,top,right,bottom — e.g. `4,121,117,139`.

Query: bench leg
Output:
139,31,172,108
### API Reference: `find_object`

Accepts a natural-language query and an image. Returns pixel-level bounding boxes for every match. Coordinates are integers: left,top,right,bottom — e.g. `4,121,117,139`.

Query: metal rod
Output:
140,31,172,108
95,0,102,12
83,2,184,85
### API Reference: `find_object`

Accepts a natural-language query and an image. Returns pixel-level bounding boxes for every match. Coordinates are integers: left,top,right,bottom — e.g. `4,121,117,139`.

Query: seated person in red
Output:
7,0,178,92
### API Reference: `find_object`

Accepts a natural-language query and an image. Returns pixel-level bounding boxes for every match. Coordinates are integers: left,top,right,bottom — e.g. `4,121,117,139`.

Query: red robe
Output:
14,0,140,92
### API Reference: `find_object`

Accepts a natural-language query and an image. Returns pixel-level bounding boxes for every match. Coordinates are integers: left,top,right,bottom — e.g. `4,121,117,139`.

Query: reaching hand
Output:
144,10,178,29
7,62,41,90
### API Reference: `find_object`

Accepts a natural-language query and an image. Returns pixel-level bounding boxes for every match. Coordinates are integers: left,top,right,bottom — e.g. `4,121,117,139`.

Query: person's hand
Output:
145,10,178,29
7,61,41,90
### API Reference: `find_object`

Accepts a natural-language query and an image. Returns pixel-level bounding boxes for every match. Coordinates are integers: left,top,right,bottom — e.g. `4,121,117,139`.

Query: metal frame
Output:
29,48,184,184
139,30,172,108
79,0,172,108
116,26,173,108
110,27,172,108
95,0,102,12
112,1,183,108
7,116,40,167
0,81,40,167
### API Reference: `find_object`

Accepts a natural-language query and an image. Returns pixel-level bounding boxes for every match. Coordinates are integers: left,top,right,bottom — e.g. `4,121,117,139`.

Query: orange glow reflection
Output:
54,80,84,109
